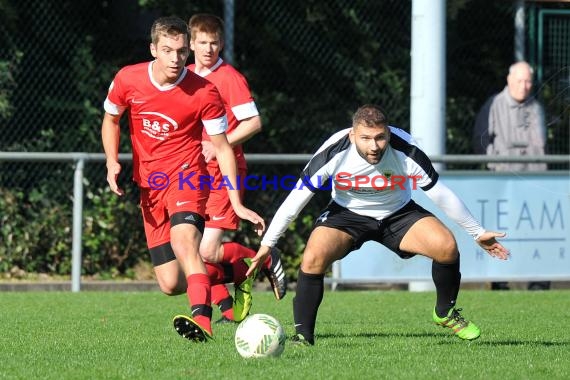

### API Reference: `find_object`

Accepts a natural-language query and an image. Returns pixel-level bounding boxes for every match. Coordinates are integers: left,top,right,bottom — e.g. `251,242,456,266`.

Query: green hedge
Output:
0,183,148,279
0,179,322,282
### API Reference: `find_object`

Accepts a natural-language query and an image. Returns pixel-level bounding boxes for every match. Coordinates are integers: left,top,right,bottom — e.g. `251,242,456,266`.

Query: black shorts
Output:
314,200,433,259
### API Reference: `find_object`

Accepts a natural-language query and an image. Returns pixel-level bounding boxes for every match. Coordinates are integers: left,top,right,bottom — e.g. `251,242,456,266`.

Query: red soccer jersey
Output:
188,59,258,170
104,62,227,186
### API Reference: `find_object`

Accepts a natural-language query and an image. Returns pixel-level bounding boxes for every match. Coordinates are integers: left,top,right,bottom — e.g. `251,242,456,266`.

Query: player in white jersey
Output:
247,104,509,345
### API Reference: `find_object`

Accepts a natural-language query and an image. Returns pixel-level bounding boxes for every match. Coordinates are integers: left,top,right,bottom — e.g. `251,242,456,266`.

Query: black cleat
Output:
263,247,287,300
290,333,313,346
173,315,213,342
214,316,236,324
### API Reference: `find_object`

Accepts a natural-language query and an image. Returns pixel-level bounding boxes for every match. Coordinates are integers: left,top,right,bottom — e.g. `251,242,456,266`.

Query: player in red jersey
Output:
187,14,287,323
101,16,264,342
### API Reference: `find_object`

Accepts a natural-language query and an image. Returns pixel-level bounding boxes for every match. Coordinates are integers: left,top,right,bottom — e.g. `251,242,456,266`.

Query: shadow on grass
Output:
317,331,440,340
471,340,569,347
316,331,570,348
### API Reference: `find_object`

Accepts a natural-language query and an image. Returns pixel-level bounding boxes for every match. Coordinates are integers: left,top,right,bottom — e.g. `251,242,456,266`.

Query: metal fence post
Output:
331,261,340,291
514,0,526,61
223,0,235,65
71,157,85,292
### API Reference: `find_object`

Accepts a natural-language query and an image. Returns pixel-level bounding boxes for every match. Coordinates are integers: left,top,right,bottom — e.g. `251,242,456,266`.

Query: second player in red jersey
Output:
187,14,287,324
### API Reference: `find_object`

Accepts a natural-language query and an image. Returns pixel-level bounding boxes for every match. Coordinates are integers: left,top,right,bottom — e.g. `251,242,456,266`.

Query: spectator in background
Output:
473,60,550,291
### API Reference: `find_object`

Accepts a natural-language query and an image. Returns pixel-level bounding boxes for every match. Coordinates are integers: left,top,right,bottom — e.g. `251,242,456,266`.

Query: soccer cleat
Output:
173,315,213,342
214,316,236,324
289,333,313,346
433,307,481,340
262,247,287,300
233,258,258,323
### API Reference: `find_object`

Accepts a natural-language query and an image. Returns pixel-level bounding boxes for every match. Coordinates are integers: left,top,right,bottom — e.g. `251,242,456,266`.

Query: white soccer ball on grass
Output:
234,313,286,358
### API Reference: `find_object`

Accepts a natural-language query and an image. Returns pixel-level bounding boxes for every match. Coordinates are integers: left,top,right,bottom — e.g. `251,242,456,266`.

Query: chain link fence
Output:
1,0,568,154
1,0,569,279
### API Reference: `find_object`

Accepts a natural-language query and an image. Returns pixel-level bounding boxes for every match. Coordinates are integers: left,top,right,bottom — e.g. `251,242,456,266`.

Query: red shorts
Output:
140,176,209,249
204,166,247,230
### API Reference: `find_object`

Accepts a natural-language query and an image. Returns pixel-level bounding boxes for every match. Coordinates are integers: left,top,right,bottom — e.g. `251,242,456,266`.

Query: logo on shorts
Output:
176,200,191,207
184,215,196,222
316,211,330,223
212,216,226,221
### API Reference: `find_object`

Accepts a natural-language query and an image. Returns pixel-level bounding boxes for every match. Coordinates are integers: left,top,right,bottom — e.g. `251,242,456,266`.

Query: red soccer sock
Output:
220,301,234,320
205,260,249,287
222,242,253,263
211,284,234,320
232,259,250,285
186,273,212,335
211,283,231,304
204,262,226,284
222,242,270,269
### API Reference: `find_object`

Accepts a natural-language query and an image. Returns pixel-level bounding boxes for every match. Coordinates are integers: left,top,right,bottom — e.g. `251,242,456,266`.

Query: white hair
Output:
509,61,534,76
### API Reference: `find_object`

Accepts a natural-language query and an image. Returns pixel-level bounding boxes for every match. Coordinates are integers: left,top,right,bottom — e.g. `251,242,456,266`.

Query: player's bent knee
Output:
428,233,458,264
436,243,459,264
158,282,176,295
155,275,186,295
439,229,458,254
301,252,332,274
437,251,458,264
151,249,187,295
158,283,185,296
199,245,219,263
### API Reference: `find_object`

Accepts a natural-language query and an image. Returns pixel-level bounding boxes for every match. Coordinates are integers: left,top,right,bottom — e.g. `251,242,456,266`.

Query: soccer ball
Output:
234,313,286,358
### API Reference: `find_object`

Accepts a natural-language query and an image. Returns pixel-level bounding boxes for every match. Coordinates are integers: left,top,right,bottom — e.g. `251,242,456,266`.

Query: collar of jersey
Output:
194,58,223,78
148,61,188,91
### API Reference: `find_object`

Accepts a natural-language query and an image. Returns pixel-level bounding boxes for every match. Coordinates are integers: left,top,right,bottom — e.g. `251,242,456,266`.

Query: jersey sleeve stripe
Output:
231,102,259,121
103,98,126,116
300,134,351,192
389,133,439,190
203,115,228,135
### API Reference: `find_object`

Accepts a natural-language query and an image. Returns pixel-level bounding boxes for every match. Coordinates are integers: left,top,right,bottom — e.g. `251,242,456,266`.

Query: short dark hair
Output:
352,104,388,127
150,16,189,45
188,13,224,41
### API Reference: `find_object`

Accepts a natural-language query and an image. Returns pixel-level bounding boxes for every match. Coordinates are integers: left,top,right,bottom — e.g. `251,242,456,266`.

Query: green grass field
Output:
1,290,568,379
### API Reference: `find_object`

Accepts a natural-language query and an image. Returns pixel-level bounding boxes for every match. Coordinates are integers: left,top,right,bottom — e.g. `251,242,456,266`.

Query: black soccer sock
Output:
432,254,461,318
218,296,233,313
292,270,325,345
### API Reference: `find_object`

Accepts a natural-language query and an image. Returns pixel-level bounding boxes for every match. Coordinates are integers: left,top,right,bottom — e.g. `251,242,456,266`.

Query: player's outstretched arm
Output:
476,231,510,260
247,245,272,276
101,112,124,196
235,207,265,236
210,132,266,235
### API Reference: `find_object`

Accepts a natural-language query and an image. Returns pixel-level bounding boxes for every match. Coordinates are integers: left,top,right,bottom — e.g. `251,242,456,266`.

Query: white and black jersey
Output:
260,126,485,247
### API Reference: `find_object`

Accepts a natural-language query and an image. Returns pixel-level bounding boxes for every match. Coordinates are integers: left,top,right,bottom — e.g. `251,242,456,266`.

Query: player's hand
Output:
234,205,265,236
106,161,124,196
476,231,509,260
201,140,216,163
247,245,272,277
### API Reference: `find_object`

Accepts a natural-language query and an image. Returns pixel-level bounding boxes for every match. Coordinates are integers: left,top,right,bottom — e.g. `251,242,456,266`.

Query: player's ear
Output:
349,128,355,144
150,43,157,58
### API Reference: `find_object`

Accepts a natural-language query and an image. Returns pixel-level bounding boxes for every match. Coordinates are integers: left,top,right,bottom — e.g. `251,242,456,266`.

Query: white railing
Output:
0,152,568,291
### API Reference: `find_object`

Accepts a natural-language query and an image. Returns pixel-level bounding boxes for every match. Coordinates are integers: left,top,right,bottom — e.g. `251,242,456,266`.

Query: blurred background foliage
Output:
0,0,568,280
